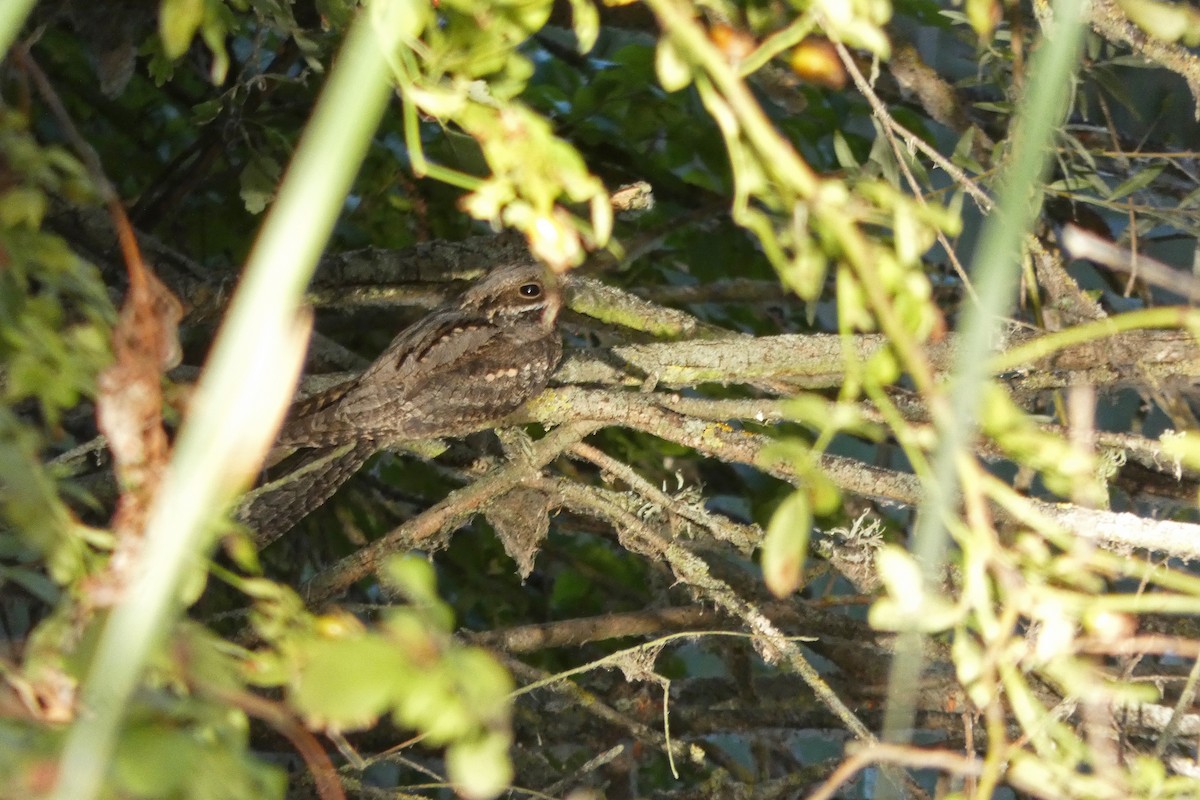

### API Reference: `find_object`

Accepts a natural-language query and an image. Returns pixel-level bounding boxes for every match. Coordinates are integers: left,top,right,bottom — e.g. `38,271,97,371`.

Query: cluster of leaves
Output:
246,557,516,799
0,108,288,800
0,111,111,574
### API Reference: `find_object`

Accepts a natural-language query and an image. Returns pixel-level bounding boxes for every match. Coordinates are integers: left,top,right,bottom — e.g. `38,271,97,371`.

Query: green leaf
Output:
1108,163,1165,201
200,0,237,83
782,395,887,441
869,545,960,632
114,725,196,796
0,187,47,228
449,648,514,724
1160,430,1200,471
655,38,692,93
966,0,1000,41
1118,0,1200,45
778,245,827,301
385,556,439,601
291,635,411,729
808,472,841,516
832,131,859,169
397,670,472,742
159,0,206,59
761,490,811,598
239,155,281,215
446,733,514,800
113,716,286,800
567,0,599,53
865,346,900,385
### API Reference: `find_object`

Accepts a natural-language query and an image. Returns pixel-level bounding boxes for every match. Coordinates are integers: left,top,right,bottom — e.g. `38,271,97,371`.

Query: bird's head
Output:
462,262,563,331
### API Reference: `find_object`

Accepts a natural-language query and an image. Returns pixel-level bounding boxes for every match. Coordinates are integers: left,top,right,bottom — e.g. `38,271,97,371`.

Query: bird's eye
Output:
518,282,543,299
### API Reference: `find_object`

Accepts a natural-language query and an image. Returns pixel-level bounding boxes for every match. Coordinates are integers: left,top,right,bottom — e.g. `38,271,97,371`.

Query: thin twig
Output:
832,42,993,214
551,478,878,742
202,686,346,800
834,41,984,307
807,741,984,800
1062,223,1200,301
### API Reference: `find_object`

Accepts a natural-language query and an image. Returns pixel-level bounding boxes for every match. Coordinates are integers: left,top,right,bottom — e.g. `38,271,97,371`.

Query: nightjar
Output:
244,262,564,542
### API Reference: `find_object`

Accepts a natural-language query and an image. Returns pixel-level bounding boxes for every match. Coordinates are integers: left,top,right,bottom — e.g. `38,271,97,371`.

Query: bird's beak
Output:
544,272,565,329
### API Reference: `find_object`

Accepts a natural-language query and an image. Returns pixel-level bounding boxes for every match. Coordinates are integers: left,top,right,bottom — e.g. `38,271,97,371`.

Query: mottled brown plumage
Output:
245,262,564,542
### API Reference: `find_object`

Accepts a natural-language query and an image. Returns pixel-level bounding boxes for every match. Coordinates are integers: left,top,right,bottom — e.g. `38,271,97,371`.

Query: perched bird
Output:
243,262,564,543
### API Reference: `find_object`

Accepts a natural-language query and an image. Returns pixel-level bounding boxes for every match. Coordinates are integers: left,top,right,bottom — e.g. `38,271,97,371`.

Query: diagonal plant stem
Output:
52,6,399,799
877,0,1088,783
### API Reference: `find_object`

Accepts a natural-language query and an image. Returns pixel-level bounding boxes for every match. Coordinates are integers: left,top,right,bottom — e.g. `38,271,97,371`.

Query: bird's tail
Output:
239,439,376,547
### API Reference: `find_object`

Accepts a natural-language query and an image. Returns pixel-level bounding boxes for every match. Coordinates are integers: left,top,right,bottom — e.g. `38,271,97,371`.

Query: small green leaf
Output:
1118,0,1200,45
398,671,472,742
875,544,923,599
239,155,281,215
450,648,514,724
832,131,859,170
966,0,1000,41
655,39,692,93
567,0,599,53
808,473,841,516
159,0,206,60
761,491,811,598
865,347,900,385
200,0,236,83
291,635,410,729
383,554,439,605
893,201,927,267
446,733,514,800
1108,163,1165,201
779,246,827,301
115,725,195,795
0,187,47,228
869,545,960,632
1160,430,1200,471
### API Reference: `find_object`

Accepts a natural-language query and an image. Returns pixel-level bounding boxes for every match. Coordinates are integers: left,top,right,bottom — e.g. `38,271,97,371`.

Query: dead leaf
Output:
91,254,183,603
485,487,553,580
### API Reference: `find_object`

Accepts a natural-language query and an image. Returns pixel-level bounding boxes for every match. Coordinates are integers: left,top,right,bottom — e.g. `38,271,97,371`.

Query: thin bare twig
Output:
1062,223,1200,301
832,41,993,213
834,41,984,307
807,741,984,800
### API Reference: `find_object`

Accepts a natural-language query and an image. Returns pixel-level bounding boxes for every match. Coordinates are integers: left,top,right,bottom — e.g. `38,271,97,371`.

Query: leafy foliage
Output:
0,111,112,576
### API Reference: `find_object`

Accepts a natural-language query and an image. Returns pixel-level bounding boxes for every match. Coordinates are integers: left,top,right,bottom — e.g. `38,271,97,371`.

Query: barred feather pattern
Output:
243,262,564,543
245,441,375,546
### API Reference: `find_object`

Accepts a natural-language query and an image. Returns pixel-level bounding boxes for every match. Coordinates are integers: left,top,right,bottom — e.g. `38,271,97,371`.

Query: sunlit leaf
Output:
762,490,811,597
446,733,514,800
291,636,411,729
567,0,599,53
655,38,692,92
159,0,205,59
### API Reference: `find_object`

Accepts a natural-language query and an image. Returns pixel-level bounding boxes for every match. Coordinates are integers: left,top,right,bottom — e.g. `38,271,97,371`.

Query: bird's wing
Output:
275,311,508,445
365,309,506,383
330,315,509,433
